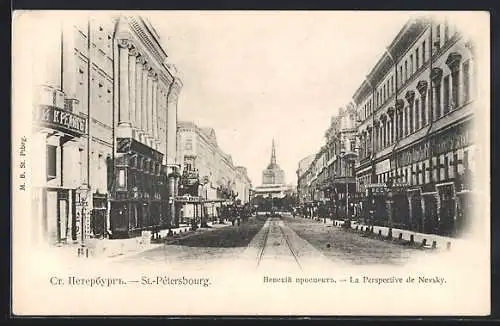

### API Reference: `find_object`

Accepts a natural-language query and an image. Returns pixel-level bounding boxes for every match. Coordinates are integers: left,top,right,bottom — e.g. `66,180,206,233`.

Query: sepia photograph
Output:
11,10,490,316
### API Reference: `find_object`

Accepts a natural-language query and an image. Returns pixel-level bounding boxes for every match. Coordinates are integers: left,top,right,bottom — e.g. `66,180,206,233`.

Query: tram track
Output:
256,217,303,270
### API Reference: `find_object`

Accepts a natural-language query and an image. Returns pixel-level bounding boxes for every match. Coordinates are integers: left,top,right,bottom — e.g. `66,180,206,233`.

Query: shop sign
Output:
434,127,472,155
375,159,391,174
397,141,431,166
34,105,87,137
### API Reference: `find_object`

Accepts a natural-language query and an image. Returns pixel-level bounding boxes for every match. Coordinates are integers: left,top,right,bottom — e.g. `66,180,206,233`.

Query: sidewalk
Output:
54,221,230,261
333,219,457,251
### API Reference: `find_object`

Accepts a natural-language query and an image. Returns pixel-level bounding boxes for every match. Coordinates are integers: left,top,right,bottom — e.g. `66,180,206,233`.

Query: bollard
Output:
409,234,414,245
446,242,451,250
388,228,392,240
378,230,382,237
432,241,437,249
398,233,403,241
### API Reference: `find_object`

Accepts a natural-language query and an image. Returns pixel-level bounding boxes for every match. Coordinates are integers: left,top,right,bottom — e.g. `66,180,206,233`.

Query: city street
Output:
114,213,422,270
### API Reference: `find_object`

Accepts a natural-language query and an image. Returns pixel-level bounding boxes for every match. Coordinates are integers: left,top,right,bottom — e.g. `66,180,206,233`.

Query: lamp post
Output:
385,176,394,239
77,184,90,258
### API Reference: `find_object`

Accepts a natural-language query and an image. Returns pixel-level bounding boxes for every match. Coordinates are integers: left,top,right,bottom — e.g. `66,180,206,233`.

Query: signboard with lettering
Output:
396,141,431,167
395,124,472,168
34,105,87,137
375,159,391,174
434,126,472,155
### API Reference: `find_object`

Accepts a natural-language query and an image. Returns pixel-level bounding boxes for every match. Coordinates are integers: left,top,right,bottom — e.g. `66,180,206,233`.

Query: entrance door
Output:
46,190,58,244
423,194,438,233
438,184,456,236
410,192,423,232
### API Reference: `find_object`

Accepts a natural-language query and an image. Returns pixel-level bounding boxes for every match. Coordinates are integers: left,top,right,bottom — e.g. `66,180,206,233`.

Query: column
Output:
147,71,154,146
135,56,144,139
141,64,148,142
378,123,382,150
402,107,407,138
167,78,182,164
128,47,137,138
117,39,132,138
388,118,392,145
414,102,418,132
152,77,159,149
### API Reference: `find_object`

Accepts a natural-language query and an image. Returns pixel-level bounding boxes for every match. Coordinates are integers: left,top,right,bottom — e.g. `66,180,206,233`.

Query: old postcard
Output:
11,10,490,316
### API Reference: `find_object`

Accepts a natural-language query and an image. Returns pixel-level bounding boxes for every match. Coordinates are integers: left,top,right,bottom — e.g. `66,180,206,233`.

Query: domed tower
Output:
262,138,285,185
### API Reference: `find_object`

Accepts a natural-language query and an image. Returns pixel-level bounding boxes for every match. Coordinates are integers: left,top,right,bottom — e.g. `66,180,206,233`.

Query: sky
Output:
147,11,412,187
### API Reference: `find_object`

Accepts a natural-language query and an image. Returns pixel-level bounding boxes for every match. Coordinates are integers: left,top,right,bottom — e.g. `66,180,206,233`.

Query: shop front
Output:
32,86,87,246
407,188,422,232
109,137,164,239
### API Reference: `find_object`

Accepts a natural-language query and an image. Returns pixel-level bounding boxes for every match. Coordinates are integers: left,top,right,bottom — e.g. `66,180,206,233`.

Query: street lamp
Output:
340,149,358,224
77,183,90,257
385,176,394,239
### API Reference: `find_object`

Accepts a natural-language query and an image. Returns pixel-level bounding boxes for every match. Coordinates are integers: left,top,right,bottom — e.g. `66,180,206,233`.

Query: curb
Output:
333,220,453,251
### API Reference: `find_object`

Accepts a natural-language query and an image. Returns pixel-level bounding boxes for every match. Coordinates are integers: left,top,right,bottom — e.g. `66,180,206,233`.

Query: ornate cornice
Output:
416,80,428,96
445,52,463,72
129,46,139,57
405,90,415,106
117,38,131,49
395,99,405,112
431,67,443,83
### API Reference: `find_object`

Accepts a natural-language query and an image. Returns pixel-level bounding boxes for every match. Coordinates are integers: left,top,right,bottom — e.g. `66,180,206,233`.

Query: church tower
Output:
262,138,285,185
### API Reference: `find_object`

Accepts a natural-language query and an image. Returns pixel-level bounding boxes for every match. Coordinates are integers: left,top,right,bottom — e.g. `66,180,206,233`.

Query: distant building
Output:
254,139,293,199
176,121,252,220
296,154,315,204
262,139,285,185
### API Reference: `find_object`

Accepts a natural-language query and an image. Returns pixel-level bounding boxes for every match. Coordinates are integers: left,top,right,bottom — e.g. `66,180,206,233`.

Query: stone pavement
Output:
53,221,230,261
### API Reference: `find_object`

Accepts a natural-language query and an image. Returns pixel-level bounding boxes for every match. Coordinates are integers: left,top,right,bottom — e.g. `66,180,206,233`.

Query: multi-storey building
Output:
353,16,476,236
321,105,360,218
296,154,315,204
30,14,182,245
176,121,252,219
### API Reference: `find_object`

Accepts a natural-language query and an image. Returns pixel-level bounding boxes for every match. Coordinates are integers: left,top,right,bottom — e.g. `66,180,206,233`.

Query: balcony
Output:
33,85,87,137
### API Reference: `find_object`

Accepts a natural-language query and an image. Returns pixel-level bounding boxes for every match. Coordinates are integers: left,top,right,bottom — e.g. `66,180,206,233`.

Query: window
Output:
391,76,394,93
444,22,449,42
435,83,442,120
410,54,414,75
422,41,426,63
415,99,420,130
47,145,57,181
404,60,408,82
463,60,470,103
451,68,460,110
409,104,414,134
421,92,427,126
118,169,126,188
416,48,420,68
399,66,403,86
184,138,193,151
435,24,441,51
443,75,450,115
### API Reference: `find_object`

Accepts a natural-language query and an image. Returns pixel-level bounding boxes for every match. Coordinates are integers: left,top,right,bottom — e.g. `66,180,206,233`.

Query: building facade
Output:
353,16,475,236
296,16,476,236
176,121,252,220
31,14,182,245
296,154,315,204
296,107,359,218
254,139,293,199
